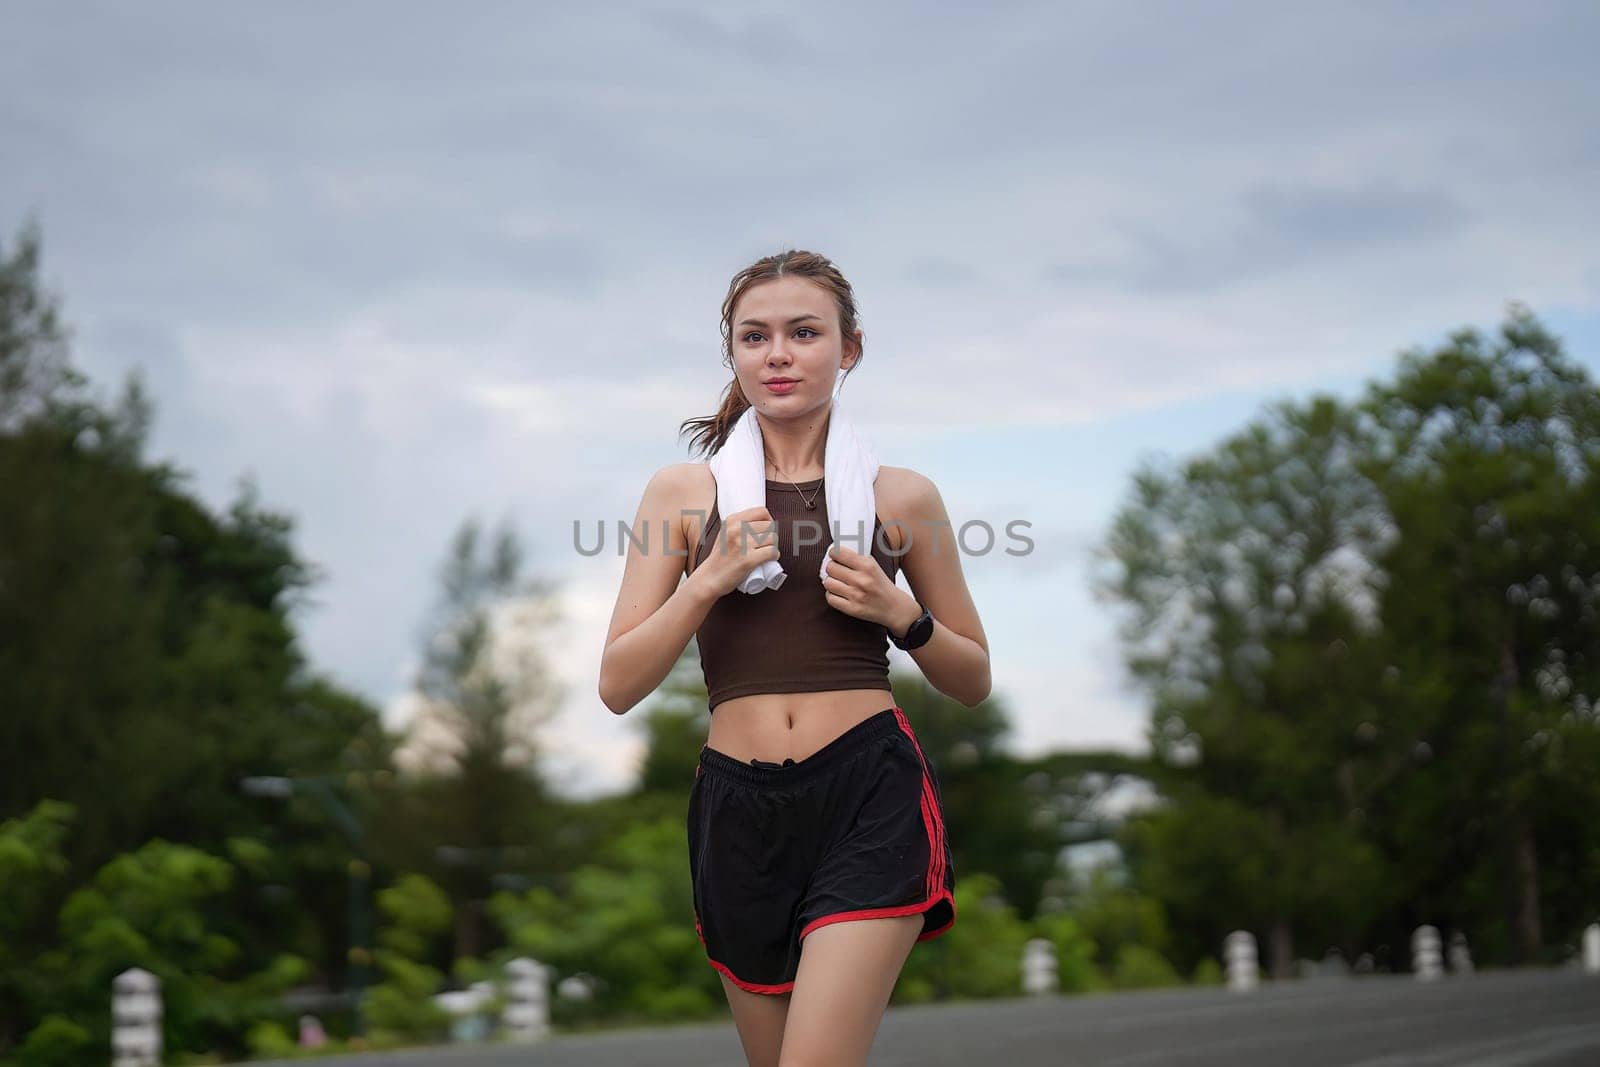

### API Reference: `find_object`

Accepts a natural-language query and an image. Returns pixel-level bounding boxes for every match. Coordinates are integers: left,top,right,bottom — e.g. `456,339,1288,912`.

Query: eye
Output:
740,327,818,343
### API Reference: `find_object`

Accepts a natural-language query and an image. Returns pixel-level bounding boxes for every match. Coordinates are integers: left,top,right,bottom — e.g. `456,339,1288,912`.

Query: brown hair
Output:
678,248,864,459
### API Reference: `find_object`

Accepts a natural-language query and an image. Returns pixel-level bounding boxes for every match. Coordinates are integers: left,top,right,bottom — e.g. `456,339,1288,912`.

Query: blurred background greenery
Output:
3,217,1598,1063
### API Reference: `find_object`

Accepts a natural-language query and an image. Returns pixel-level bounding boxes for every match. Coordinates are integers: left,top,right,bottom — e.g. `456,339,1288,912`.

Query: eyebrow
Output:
737,314,824,328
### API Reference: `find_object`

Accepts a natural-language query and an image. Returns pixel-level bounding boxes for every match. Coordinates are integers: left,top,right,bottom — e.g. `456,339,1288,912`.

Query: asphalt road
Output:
256,967,1599,1066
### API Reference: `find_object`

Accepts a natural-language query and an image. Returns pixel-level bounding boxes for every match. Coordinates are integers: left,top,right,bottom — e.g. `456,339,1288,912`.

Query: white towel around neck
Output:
704,382,880,595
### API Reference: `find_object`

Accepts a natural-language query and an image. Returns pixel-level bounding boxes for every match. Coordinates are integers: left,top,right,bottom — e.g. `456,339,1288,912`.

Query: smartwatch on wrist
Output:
889,601,934,651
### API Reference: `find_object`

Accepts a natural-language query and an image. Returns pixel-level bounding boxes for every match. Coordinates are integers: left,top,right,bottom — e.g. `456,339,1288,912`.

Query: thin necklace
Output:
768,456,821,510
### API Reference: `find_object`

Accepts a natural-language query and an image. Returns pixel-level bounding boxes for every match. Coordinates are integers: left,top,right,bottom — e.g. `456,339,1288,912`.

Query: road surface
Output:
256,967,1599,1066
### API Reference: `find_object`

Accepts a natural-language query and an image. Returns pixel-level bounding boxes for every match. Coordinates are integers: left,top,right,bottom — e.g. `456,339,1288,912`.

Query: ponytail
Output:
679,374,751,460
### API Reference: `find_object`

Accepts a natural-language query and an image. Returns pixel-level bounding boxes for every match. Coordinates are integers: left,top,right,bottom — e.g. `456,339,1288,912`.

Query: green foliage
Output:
895,873,1032,1002
1038,866,1189,989
489,816,719,1024
388,515,567,961
16,837,310,1063
1356,304,1600,963
1120,795,1387,972
0,220,389,1057
0,802,79,1061
244,1020,298,1059
0,216,85,434
1191,957,1224,986
1110,944,1182,990
1098,302,1600,974
1068,866,1171,967
450,954,496,987
630,653,711,795
13,1013,93,1067
1096,387,1394,962
58,840,238,974
374,874,453,959
362,874,454,1044
1028,912,1102,993
0,801,75,959
222,836,276,881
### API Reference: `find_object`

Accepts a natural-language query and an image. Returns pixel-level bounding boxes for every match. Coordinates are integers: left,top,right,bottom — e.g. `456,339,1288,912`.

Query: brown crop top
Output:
689,475,902,711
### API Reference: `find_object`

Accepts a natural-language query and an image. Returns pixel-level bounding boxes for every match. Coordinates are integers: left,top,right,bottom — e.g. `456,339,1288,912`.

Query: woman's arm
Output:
887,471,992,706
598,464,721,714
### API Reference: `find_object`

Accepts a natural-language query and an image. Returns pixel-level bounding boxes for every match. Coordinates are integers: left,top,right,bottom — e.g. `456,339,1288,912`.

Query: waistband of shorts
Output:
698,707,904,789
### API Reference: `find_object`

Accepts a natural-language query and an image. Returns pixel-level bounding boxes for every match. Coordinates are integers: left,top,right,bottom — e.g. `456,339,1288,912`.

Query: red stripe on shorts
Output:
894,708,946,897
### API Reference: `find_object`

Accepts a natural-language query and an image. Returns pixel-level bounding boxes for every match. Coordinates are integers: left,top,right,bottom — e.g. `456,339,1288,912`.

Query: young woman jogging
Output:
599,248,990,1066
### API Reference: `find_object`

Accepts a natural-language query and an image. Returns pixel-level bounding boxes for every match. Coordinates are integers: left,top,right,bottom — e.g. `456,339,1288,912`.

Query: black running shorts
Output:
686,705,957,994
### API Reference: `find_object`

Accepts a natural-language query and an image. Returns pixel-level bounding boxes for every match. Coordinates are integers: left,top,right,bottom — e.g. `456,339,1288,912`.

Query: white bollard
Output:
111,967,162,1067
1411,925,1443,981
1583,923,1600,975
1224,931,1258,992
1021,937,1058,995
434,982,495,1043
503,957,551,1043
1447,932,1474,975
556,973,597,1001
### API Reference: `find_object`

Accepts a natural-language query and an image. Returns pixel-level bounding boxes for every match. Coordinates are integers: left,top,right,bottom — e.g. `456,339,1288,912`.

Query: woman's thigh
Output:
720,974,790,1067
777,914,923,1067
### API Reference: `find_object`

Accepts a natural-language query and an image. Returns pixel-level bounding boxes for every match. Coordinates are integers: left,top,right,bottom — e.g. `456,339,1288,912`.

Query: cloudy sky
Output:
7,1,1598,798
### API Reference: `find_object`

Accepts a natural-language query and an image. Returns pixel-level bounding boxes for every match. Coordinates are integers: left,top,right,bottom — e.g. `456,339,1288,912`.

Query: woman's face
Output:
730,275,860,418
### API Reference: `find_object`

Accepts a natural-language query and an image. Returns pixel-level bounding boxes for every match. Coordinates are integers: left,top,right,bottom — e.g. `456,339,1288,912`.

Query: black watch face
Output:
905,610,933,648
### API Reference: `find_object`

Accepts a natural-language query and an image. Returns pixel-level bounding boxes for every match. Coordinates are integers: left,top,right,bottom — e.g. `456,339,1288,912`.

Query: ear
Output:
842,329,864,370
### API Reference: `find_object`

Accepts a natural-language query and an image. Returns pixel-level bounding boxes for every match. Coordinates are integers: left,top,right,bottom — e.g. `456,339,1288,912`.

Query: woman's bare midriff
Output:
706,690,897,764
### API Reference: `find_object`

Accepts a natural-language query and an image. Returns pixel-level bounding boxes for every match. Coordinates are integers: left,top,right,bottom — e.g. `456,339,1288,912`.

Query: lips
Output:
765,379,798,393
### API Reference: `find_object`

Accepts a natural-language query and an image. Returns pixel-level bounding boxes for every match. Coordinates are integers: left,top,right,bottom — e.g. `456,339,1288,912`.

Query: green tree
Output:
363,873,455,1046
390,516,566,962
23,835,308,1063
1096,393,1393,975
1067,866,1171,971
1357,303,1600,963
895,872,1032,1001
1097,303,1600,974
488,815,718,1024
0,219,390,1052
0,216,85,433
631,645,712,795
0,801,76,1057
